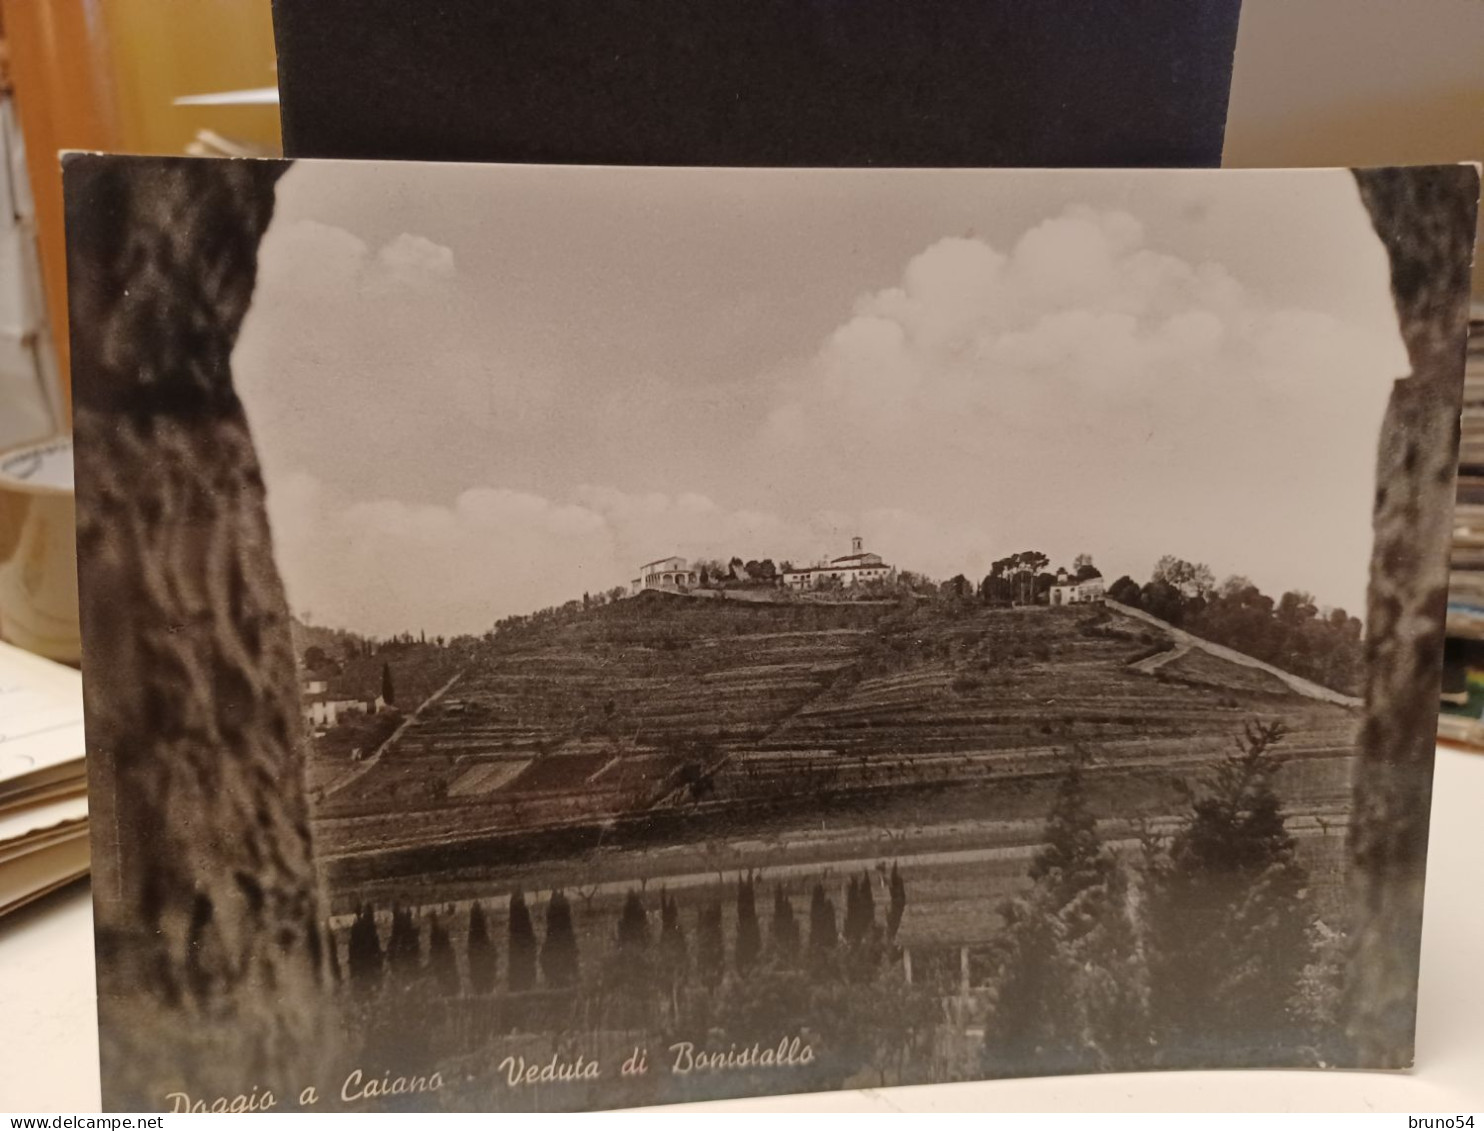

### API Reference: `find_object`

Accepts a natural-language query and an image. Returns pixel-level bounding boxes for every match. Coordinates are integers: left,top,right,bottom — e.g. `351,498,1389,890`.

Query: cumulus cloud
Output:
242,176,1408,632
234,217,557,515
265,470,1002,637
267,473,614,637
257,221,456,294
764,206,1386,441
757,205,1408,614
373,233,456,289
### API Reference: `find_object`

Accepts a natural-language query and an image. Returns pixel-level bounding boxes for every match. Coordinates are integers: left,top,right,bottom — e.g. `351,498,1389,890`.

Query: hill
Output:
309,597,1360,922
289,614,364,660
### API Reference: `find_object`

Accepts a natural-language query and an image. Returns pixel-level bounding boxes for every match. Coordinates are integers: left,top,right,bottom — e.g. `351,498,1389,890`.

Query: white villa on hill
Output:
1049,567,1106,606
782,537,895,590
633,555,699,594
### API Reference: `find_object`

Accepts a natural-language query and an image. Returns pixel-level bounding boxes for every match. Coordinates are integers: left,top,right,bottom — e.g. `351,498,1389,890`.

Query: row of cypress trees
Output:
340,865,911,999
344,889,550,995
615,866,909,991
331,719,1327,1075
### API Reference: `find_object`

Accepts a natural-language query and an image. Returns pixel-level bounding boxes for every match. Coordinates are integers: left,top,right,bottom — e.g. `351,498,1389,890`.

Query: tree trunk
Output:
66,155,332,1108
1346,165,1480,1067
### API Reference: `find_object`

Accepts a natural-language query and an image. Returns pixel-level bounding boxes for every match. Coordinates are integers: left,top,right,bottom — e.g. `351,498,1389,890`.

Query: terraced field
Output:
310,595,1362,935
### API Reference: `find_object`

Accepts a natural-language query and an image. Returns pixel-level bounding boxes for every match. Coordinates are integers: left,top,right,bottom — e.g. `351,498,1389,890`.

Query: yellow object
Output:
90,0,280,158
1,0,281,420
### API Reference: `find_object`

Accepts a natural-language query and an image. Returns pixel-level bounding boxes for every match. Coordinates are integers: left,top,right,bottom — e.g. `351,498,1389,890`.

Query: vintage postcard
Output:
64,157,1477,1112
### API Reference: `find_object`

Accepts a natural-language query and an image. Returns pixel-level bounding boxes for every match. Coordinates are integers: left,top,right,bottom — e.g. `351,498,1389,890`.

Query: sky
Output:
231,163,1410,639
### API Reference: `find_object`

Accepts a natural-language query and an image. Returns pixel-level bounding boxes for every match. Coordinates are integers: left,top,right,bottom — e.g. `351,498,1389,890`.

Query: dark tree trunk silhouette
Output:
65,155,331,1108
1346,165,1480,1067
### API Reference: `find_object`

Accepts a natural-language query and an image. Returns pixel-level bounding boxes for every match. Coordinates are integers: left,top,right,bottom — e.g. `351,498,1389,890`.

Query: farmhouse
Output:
304,692,384,731
302,676,385,731
781,537,895,590
636,555,699,593
1049,567,1105,606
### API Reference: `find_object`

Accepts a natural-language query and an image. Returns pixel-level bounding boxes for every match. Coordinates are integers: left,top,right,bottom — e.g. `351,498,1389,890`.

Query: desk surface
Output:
4,747,1481,1114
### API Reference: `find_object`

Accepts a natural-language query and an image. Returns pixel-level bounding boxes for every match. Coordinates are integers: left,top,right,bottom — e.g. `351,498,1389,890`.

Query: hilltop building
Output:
781,537,895,590
1049,567,1105,606
635,555,699,593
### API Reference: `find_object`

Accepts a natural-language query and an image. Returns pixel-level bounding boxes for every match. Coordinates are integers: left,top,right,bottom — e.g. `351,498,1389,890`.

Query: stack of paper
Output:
1440,307,1484,746
1449,305,1484,628
0,639,87,915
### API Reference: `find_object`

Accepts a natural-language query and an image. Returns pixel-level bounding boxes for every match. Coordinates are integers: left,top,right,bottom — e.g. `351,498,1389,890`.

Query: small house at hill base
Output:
301,678,386,732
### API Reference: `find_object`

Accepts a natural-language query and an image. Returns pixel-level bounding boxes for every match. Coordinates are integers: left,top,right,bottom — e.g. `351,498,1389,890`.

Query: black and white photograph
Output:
63,156,1477,1112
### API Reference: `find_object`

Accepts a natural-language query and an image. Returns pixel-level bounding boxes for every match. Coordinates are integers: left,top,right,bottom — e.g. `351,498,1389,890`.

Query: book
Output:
62,154,1478,1112
271,0,1243,169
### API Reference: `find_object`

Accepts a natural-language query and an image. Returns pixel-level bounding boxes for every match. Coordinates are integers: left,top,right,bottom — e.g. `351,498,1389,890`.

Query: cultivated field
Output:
309,597,1361,964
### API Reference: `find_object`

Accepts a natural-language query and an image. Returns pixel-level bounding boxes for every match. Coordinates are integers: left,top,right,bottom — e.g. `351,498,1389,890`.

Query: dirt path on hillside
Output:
1131,641,1191,675
1108,601,1363,708
322,671,464,798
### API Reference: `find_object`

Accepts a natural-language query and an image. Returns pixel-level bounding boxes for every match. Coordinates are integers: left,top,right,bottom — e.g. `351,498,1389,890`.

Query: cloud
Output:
266,473,613,637
266,476,794,636
234,218,553,516
265,473,992,637
767,207,1322,438
243,182,1408,631
757,204,1408,614
373,233,456,290
257,221,456,295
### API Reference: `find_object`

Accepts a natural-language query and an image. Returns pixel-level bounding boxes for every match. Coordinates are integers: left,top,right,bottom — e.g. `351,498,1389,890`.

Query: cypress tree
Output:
886,863,907,945
770,886,800,966
842,874,877,947
807,882,838,974
467,901,497,994
1028,757,1113,904
983,753,1144,1076
381,661,396,706
858,870,876,936
540,890,581,988
1146,720,1314,1064
386,905,421,985
659,890,688,981
843,870,881,981
428,912,460,997
982,885,1062,1072
735,874,761,973
618,890,651,953
842,877,863,946
507,889,538,992
347,903,383,992
613,889,654,1005
696,901,725,988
